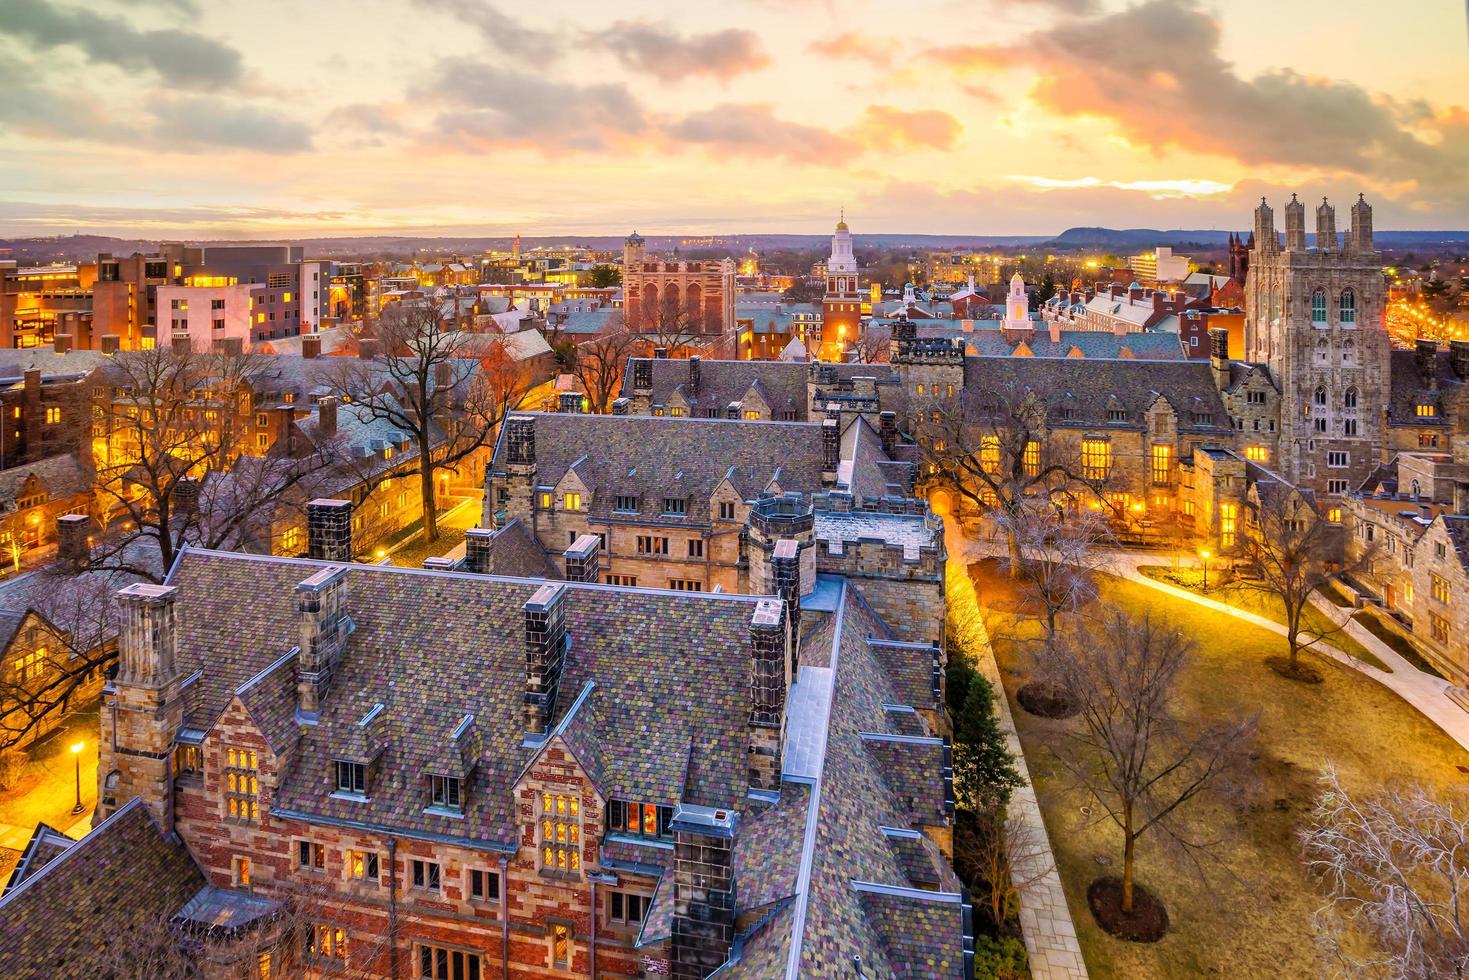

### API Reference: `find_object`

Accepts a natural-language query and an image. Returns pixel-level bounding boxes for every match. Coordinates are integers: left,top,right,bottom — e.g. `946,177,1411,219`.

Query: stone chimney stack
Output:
100,334,120,354
296,565,351,722
611,397,630,415
1209,327,1230,391
98,583,185,828
317,396,338,439
1316,197,1337,251
1284,193,1307,251
1449,340,1469,380
632,357,652,391
1416,338,1439,381
879,411,897,456
301,334,322,359
654,347,668,359
564,533,601,583
771,538,801,672
523,583,569,737
726,402,740,420
821,415,840,486
1349,193,1374,252
174,477,200,520
306,498,353,562
688,355,701,394
747,597,788,792
501,416,538,526
558,391,583,413
463,526,495,574
670,804,739,980
1253,197,1278,253
57,513,91,566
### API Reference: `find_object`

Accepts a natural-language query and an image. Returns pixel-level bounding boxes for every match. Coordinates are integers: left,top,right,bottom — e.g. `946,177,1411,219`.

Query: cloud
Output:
425,58,647,151
415,0,560,60
848,105,961,150
928,0,1469,189
150,97,314,153
0,0,243,87
807,32,891,67
597,23,770,82
664,103,859,162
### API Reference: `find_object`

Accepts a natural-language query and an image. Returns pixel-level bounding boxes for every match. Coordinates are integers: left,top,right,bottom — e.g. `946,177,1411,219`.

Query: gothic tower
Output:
1244,194,1388,500
822,213,862,358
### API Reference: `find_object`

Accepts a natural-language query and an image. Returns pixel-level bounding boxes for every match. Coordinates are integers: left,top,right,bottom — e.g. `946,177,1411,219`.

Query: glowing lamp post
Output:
1198,548,1211,589
70,741,85,815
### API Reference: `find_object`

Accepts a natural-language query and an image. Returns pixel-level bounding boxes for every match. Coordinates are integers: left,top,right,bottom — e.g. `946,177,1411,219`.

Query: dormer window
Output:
335,761,366,797
1418,404,1437,418
429,774,463,813
614,494,638,512
1108,409,1127,423
607,799,674,840
662,496,686,515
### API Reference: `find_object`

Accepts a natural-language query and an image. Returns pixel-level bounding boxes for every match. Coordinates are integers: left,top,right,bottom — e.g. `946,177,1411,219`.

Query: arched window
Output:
1316,338,1329,363
1314,385,1328,407
1311,288,1328,325
1340,288,1357,324
1344,387,1358,410
1342,338,1356,366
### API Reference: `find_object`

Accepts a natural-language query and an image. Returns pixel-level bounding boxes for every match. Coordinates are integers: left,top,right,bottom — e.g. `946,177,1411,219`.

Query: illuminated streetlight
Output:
1199,548,1211,589
70,740,85,815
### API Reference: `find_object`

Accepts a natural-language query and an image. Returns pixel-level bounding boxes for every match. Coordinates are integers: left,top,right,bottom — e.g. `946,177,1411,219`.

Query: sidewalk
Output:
945,525,1089,980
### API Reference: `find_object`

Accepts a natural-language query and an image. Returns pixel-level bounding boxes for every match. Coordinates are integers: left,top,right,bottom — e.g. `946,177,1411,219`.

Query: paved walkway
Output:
945,526,1089,980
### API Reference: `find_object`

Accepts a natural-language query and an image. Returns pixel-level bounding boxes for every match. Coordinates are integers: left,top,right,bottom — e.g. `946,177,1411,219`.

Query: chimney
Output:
558,391,583,413
100,334,120,354
463,527,495,574
296,565,351,721
822,416,840,486
726,402,740,420
1048,318,1062,345
505,415,536,465
523,582,568,736
171,332,193,355
117,583,180,687
670,804,738,980
1316,197,1338,251
564,533,601,583
57,513,90,566
358,338,378,359
306,498,353,562
1128,284,1143,303
1110,283,1124,299
53,333,72,354
1449,340,1469,380
654,347,668,359
631,358,652,391
747,597,788,791
272,405,297,455
879,411,897,456
317,395,338,438
301,334,322,359
174,477,200,519
1416,338,1439,381
771,539,801,671
1210,327,1230,390
435,359,452,389
688,355,701,393
610,397,630,415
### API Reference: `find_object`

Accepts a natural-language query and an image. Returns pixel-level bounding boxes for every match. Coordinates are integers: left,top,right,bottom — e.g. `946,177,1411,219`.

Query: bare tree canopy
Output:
1000,505,1113,656
1046,610,1257,922
321,303,533,543
1302,768,1469,979
569,316,639,414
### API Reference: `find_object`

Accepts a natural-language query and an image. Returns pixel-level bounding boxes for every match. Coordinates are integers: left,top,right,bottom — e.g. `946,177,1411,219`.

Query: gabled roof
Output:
1388,348,1466,426
624,357,811,418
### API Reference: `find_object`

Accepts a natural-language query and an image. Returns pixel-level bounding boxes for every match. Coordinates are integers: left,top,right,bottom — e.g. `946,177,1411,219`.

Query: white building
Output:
1129,246,1191,283
155,283,258,353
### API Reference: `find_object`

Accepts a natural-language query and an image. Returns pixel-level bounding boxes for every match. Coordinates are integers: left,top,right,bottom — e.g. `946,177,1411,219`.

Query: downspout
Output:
499,855,510,979
588,877,597,979
387,837,400,980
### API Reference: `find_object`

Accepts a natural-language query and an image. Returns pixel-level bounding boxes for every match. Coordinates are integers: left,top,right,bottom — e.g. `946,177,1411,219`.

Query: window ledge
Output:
329,791,370,803
539,868,582,883
423,805,465,819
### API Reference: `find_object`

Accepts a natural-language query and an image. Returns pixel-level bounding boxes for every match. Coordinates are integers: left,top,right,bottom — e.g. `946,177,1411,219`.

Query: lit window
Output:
1418,404,1437,418
234,856,251,887
1219,502,1238,547
297,840,325,872
539,492,553,509
44,407,61,425
281,527,302,553
173,743,202,777
1244,446,1267,462
979,436,999,475
540,792,582,874
225,747,260,823
383,445,393,460
1023,440,1039,477
1326,507,1343,524
552,924,572,969
13,647,44,682
1433,574,1451,605
348,849,379,882
1151,444,1171,485
743,410,760,420
606,799,673,840
1081,438,1111,482
563,492,582,511
305,924,348,962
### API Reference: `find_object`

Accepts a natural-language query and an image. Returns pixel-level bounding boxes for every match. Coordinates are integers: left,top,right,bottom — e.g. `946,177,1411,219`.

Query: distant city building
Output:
822,213,863,358
620,232,736,351
1128,245,1191,283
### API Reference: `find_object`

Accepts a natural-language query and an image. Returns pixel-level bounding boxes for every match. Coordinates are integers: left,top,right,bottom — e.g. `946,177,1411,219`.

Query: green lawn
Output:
1137,565,1390,672
974,562,1469,980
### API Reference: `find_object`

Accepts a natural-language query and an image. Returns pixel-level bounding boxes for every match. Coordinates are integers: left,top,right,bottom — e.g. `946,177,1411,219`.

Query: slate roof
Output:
0,798,206,979
479,519,557,579
1388,348,1466,427
0,349,111,382
959,355,1233,433
168,550,766,844
1,822,72,896
0,454,91,511
492,414,831,522
624,357,811,419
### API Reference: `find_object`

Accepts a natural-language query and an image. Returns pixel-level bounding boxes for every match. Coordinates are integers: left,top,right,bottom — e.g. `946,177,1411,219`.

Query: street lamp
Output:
1199,548,1211,589
70,741,85,815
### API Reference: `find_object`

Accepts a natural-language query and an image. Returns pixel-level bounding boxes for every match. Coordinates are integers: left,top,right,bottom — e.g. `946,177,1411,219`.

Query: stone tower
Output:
822,212,862,357
1244,194,1388,499
96,583,186,829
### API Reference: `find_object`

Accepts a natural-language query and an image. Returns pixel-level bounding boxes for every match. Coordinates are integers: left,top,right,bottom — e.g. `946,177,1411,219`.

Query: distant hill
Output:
1050,227,1469,250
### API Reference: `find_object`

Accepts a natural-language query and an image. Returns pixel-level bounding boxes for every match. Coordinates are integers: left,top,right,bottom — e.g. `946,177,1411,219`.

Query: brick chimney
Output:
463,527,495,574
317,396,338,439
171,332,192,355
564,533,601,583
688,355,700,394
53,333,72,354
301,334,322,359
358,338,378,359
306,498,353,562
57,513,90,566
821,416,840,486
296,565,352,722
1450,340,1469,380
100,334,120,354
272,405,297,455
747,597,787,792
523,582,568,736
670,804,738,980
1209,327,1230,391
879,411,897,456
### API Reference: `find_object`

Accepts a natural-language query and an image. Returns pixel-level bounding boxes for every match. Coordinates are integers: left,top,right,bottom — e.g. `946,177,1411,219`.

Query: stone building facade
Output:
620,233,737,353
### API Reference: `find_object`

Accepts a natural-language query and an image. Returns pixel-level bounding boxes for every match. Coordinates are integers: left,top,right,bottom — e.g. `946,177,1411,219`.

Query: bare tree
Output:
845,327,890,364
918,387,1103,575
639,294,705,355
1301,768,1469,979
88,348,342,582
570,317,640,414
955,805,1054,933
1234,483,1376,681
1046,610,1256,925
322,303,533,544
999,505,1112,657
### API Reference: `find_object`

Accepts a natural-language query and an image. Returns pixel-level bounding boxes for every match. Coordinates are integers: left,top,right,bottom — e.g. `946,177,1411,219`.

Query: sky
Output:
0,0,1466,239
